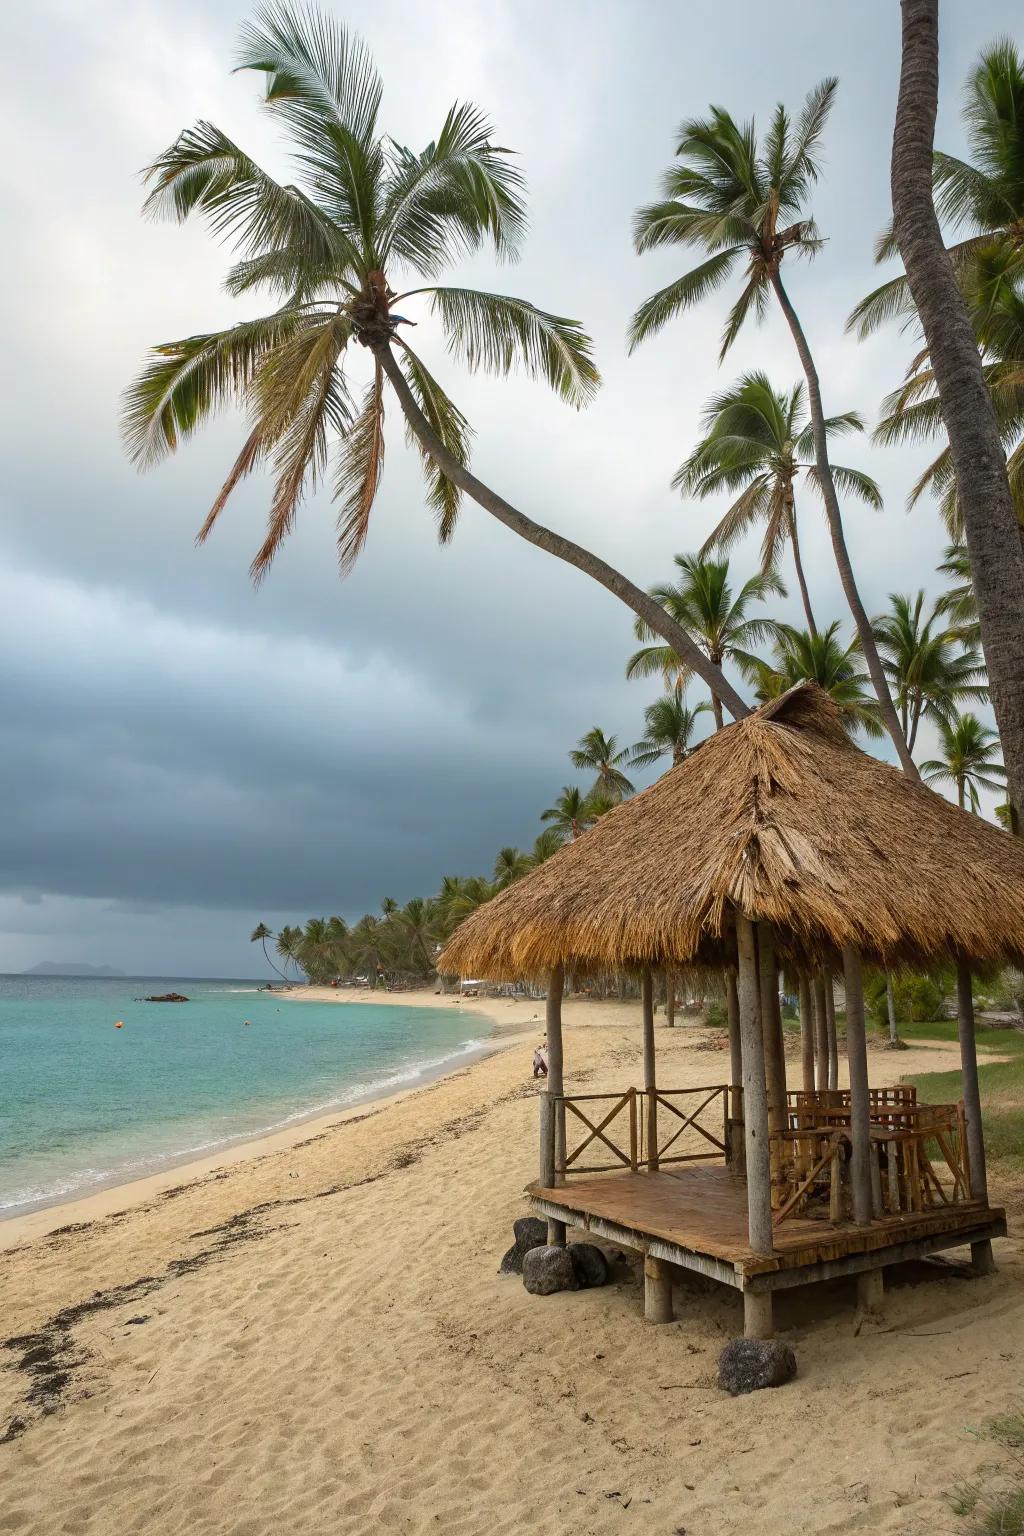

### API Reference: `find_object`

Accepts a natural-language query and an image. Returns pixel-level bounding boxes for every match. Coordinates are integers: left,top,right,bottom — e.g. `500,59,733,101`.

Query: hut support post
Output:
824,970,839,1091
956,958,996,1276
545,963,566,1246
642,968,659,1171
726,964,742,1123
842,946,874,1227
812,974,829,1092
743,1290,774,1340
798,973,815,1093
759,924,787,1137
644,1256,673,1324
736,915,774,1290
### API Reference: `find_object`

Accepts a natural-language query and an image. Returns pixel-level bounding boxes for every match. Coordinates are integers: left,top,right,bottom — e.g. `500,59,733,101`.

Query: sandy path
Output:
0,999,1020,1535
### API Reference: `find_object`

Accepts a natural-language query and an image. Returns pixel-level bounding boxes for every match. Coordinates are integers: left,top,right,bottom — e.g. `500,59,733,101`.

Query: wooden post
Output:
664,966,676,1028
736,914,774,1261
743,1290,774,1340
545,963,566,1246
644,1255,673,1324
642,967,658,1171
726,966,742,1100
759,924,787,1137
841,945,873,1226
824,969,839,1091
798,973,815,1094
956,957,996,1275
812,972,829,1092
856,1268,884,1317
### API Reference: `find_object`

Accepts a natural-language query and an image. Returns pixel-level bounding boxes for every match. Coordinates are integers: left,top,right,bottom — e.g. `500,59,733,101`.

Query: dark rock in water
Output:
569,1242,610,1289
717,1338,797,1396
522,1245,579,1296
141,992,189,1003
513,1216,548,1250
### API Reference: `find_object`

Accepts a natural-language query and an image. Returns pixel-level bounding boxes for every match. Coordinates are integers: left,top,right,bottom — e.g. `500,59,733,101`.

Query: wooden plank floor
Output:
529,1165,1005,1276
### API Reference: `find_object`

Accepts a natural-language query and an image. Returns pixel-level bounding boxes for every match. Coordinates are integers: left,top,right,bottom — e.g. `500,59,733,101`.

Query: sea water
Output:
0,976,488,1217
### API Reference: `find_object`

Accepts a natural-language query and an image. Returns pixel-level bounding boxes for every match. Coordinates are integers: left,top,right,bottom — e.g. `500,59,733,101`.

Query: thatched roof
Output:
439,684,1024,979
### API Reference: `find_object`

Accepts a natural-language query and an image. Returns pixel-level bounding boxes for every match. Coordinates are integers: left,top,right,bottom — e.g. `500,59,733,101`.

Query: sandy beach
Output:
1,992,1021,1535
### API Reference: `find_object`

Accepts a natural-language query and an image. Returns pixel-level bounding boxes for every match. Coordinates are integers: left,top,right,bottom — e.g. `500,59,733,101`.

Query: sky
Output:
0,0,1013,976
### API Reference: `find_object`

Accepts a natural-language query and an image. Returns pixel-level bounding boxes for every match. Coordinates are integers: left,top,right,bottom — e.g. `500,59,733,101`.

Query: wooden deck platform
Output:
528,1165,1006,1294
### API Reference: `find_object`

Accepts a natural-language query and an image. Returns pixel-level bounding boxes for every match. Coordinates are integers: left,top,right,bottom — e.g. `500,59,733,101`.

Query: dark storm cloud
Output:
0,0,1012,973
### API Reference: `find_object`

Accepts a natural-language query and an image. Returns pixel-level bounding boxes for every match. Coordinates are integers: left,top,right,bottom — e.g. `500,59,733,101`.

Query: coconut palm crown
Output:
675,371,880,632
744,622,884,741
920,713,1007,814
123,3,598,580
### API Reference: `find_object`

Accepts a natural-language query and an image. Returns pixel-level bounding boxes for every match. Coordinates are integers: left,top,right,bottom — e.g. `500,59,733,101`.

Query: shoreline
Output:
0,989,538,1248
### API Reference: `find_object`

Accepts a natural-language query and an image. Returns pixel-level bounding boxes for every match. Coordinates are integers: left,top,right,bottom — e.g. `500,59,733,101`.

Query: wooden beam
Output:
736,913,773,1255
956,957,996,1276
642,967,658,1170
545,963,566,1246
812,973,829,1092
759,923,786,1136
842,945,873,1226
798,973,815,1093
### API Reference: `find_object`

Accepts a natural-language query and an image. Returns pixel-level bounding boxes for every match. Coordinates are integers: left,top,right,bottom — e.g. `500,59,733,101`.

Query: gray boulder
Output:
717,1337,797,1396
513,1216,548,1249
499,1244,524,1275
522,1245,579,1296
569,1242,610,1289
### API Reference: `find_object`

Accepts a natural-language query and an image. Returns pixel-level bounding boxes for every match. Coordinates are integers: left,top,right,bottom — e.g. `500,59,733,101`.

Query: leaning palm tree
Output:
920,712,1007,813
629,79,915,773
746,623,885,741
540,785,595,842
675,372,880,634
627,554,784,730
123,2,748,722
888,8,1024,822
570,728,634,803
872,591,988,753
250,921,289,980
630,690,711,770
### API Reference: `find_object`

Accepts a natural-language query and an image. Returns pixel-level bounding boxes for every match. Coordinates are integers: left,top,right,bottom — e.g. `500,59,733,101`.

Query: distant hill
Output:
23,961,126,977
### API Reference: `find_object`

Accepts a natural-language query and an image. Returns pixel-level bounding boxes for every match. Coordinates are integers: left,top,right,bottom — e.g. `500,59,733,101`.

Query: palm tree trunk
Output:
709,691,724,731
375,342,750,722
768,271,920,779
261,937,288,982
787,503,818,636
885,970,900,1047
892,0,1024,824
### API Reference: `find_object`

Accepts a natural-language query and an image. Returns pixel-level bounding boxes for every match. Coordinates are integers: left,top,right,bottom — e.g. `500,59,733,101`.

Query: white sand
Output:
0,993,1020,1534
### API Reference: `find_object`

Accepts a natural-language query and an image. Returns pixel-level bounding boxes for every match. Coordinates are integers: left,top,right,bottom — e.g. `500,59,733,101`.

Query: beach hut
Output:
440,685,1017,1336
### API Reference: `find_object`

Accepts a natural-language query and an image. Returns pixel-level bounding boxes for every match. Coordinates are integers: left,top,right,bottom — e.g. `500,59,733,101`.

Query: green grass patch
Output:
893,1017,1024,1175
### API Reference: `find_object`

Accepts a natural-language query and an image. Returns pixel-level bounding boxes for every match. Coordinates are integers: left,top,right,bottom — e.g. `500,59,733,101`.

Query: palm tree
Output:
889,4,1024,821
250,921,288,980
275,923,306,978
124,3,749,724
531,828,564,865
436,874,496,932
746,623,884,740
627,554,784,730
872,591,988,753
389,897,439,975
570,728,634,802
920,713,1007,813
540,786,595,842
676,372,881,634
630,690,711,770
935,543,980,645
492,846,534,887
629,80,916,773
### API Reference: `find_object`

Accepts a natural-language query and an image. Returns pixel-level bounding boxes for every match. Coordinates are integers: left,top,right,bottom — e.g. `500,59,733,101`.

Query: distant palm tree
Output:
675,372,880,634
123,3,749,723
250,921,288,980
275,923,307,978
531,828,565,864
570,728,634,802
935,544,980,646
541,786,596,841
630,691,711,770
492,846,534,887
627,555,784,730
628,78,915,772
747,622,884,739
920,713,1007,813
872,591,988,753
436,875,496,932
390,898,439,974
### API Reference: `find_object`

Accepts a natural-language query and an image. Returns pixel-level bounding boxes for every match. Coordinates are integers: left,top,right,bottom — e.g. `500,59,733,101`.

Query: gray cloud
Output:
0,0,1010,974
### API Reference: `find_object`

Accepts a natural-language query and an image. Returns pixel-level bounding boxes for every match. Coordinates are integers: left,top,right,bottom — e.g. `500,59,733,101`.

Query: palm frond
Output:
395,342,472,542
236,2,382,143
627,249,741,352
428,286,599,406
806,463,883,509
334,362,385,574
718,270,769,361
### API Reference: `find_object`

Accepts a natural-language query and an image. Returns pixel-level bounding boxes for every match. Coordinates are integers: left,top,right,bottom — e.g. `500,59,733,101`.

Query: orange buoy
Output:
115,1021,124,1029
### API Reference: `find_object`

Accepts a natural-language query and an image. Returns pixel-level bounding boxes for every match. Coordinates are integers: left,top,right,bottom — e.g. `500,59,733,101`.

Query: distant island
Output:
23,961,126,977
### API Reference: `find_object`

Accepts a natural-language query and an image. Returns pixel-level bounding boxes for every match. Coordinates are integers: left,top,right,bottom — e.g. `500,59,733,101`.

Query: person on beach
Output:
532,1041,548,1078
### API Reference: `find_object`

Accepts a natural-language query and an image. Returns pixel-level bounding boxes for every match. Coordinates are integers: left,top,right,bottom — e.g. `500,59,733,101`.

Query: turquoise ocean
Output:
0,976,488,1218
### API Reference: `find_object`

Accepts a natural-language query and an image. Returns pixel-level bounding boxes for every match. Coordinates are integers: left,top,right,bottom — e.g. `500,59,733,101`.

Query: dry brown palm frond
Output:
439,683,1024,982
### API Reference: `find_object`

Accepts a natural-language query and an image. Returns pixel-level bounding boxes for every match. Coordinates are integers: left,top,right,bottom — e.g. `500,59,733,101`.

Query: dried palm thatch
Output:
440,684,1024,980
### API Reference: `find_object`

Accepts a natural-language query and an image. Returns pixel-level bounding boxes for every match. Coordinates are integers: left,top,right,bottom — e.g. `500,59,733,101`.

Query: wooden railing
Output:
643,1086,729,1169
540,1085,730,1180
771,1100,972,1227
